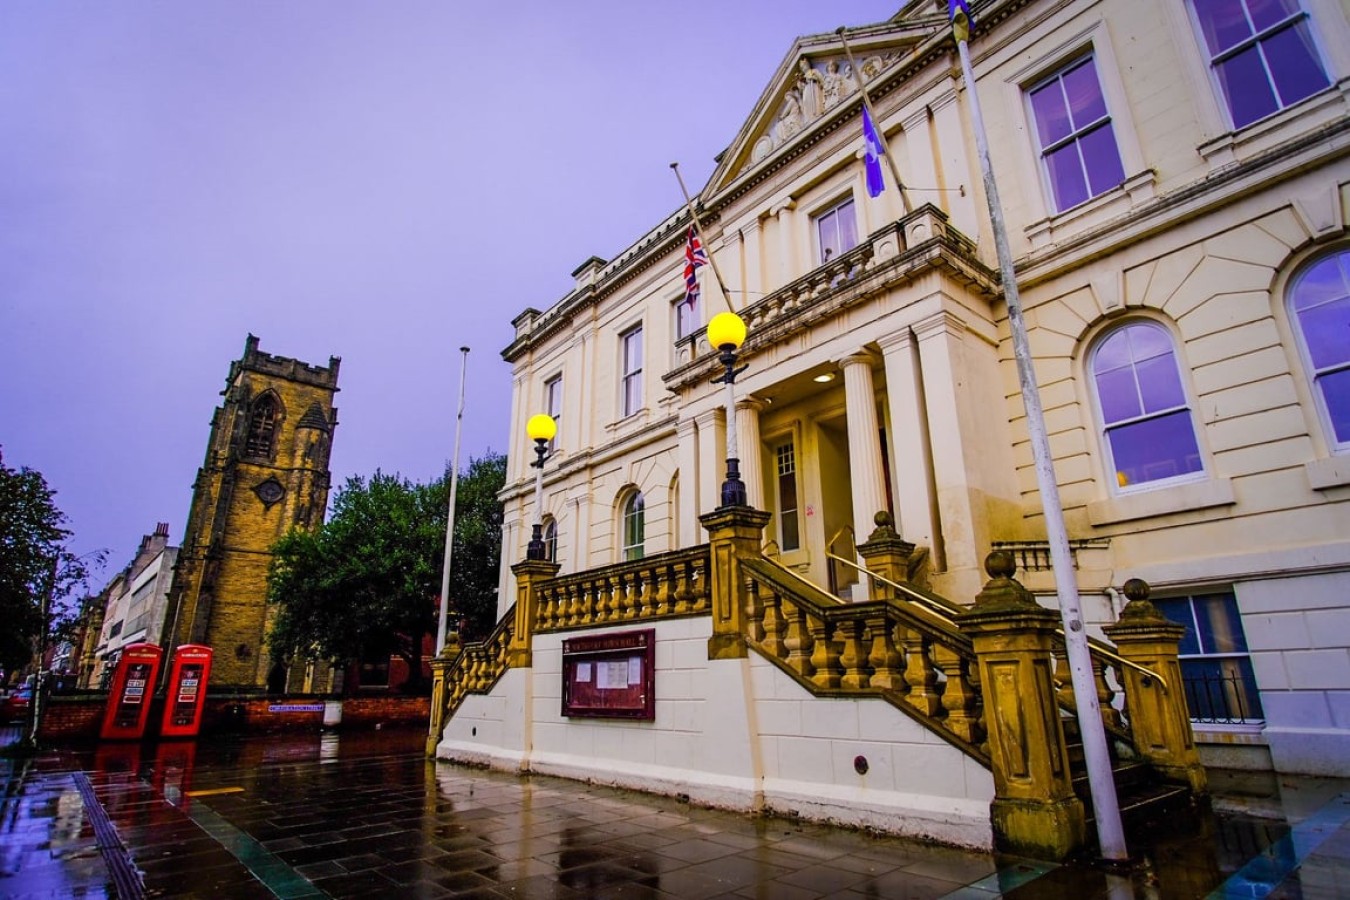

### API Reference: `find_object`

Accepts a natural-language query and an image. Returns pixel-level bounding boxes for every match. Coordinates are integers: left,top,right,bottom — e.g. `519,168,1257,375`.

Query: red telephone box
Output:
160,644,213,738
99,643,164,740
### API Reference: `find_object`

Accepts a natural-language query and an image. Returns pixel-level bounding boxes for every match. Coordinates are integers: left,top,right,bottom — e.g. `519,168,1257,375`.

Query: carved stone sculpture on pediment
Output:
750,51,896,165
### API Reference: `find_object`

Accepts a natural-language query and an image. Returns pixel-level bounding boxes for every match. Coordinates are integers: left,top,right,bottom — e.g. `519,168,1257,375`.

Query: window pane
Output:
1107,410,1203,486
1136,353,1188,414
818,211,839,261
1216,48,1280,128
1062,59,1108,128
1181,657,1265,721
1030,79,1071,146
1193,0,1254,55
1154,599,1203,655
1291,255,1349,312
1096,366,1142,424
1046,143,1089,211
1094,329,1133,373
1127,322,1175,361
838,201,858,253
1318,367,1350,443
1193,593,1249,653
1298,295,1350,370
1247,0,1301,31
1079,124,1126,196
1265,23,1331,107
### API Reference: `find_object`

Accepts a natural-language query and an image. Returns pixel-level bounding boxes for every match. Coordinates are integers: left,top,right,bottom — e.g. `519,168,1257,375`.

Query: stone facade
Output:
495,1,1350,776
164,335,339,689
86,523,178,688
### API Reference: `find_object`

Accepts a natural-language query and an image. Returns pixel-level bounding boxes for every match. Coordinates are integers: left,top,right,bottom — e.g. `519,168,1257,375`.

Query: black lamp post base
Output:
526,522,546,560
720,457,748,508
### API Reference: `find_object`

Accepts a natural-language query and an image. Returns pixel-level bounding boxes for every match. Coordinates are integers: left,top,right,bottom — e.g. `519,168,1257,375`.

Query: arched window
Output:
542,518,558,563
245,394,278,457
621,492,645,561
1090,321,1203,490
1288,249,1350,450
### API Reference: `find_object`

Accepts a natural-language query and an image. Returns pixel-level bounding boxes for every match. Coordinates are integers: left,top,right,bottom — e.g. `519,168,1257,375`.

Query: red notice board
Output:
562,629,655,720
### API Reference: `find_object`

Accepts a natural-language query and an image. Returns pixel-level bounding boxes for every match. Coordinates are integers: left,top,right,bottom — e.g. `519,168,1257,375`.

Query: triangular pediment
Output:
705,14,942,195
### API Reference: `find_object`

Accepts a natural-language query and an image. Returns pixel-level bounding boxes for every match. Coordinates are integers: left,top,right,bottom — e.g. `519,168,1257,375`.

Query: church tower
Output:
165,335,340,689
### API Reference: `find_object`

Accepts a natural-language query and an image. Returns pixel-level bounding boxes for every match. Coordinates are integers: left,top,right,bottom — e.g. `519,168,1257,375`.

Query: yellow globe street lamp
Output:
708,311,749,508
525,413,557,560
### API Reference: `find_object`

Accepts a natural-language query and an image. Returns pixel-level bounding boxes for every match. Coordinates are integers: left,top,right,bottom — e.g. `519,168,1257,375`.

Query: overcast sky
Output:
0,1,900,581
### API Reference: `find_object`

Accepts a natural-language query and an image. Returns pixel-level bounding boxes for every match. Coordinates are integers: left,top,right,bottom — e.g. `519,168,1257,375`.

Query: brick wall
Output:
35,693,429,741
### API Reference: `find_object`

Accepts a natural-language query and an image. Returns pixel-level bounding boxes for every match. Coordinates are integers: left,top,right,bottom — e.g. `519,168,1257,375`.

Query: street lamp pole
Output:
708,312,749,508
525,414,557,559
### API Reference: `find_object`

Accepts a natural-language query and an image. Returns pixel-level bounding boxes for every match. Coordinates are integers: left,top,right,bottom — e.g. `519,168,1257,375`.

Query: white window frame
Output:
813,195,859,265
1184,0,1333,132
774,440,801,552
1287,247,1350,453
544,374,562,453
621,491,645,561
620,325,644,418
1088,320,1207,494
1024,53,1126,214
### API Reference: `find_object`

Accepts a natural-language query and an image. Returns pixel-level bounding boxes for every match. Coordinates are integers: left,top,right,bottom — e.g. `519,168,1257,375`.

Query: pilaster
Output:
676,418,700,548
877,328,939,564
736,398,768,510
694,408,726,518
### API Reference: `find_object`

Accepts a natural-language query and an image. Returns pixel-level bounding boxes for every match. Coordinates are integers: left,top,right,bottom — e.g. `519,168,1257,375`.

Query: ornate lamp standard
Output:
524,413,557,560
707,312,749,508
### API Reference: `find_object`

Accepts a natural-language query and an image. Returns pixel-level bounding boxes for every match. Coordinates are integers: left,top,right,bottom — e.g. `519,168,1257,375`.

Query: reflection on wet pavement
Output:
2,723,1348,898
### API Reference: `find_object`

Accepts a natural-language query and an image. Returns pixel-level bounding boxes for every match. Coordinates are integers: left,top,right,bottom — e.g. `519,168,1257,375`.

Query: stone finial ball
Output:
1122,578,1151,602
874,510,892,528
984,550,1016,579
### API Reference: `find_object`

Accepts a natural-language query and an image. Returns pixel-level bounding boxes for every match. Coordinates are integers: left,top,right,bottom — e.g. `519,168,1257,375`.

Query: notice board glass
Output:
562,629,655,720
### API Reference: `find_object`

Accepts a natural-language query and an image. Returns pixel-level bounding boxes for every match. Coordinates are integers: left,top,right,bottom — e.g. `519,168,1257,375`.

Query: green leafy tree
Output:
0,449,102,678
267,452,506,691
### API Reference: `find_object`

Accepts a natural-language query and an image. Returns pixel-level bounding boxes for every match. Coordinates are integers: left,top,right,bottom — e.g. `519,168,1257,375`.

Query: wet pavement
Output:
2,721,1348,899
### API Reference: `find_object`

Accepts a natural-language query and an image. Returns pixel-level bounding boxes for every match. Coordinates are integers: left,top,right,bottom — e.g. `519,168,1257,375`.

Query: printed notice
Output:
576,662,592,683
628,656,641,684
596,660,629,690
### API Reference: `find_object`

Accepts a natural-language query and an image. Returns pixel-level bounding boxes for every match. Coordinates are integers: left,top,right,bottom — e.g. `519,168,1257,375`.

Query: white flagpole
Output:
836,27,912,214
952,20,1128,861
670,162,738,313
436,346,470,656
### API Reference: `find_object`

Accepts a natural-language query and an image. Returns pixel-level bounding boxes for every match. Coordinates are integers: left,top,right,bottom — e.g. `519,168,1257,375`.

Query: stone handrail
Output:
443,606,516,722
741,556,988,765
535,545,711,632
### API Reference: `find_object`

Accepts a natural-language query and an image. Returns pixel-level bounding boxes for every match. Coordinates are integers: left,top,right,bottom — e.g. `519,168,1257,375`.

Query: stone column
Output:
507,558,561,669
773,199,797,290
915,309,985,596
840,352,889,602
700,506,772,660
877,328,939,563
736,398,767,510
960,552,1086,860
425,634,462,757
675,417,700,548
1103,579,1208,794
742,218,763,302
694,408,725,518
855,512,916,603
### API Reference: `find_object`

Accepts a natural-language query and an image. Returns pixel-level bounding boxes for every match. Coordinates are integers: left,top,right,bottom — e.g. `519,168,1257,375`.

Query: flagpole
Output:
670,162,738,313
951,13,1128,861
435,346,470,657
836,27,912,214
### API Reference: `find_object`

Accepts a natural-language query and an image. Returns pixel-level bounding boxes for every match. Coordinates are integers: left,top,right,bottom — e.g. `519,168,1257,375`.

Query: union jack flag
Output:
683,225,708,305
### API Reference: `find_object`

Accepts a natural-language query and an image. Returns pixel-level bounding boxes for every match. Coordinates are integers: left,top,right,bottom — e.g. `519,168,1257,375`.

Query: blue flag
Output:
862,106,885,198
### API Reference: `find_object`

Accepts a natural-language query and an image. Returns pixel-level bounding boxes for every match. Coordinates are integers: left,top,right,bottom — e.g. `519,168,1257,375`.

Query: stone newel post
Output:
1103,578,1208,794
959,552,1085,860
855,511,916,602
700,506,771,659
426,632,462,757
508,558,561,668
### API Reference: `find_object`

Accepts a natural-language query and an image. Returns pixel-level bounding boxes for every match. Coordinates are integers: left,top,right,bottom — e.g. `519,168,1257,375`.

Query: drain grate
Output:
72,771,145,900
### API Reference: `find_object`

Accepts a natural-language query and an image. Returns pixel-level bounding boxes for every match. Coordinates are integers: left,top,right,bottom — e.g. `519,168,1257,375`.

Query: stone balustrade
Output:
534,546,711,633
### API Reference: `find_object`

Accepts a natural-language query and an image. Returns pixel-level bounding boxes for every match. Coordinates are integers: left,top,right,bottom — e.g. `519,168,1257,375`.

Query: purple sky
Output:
0,2,899,580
